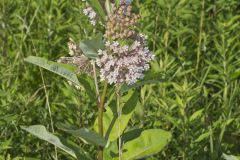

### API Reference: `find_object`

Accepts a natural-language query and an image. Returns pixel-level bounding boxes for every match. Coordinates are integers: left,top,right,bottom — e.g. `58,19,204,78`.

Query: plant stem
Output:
116,86,122,160
93,63,108,160
98,82,107,160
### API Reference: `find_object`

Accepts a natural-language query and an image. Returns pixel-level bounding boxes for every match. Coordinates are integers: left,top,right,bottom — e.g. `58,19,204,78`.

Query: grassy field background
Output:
1,0,240,159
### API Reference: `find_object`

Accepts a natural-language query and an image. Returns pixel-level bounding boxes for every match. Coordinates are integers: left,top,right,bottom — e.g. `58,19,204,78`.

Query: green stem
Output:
116,86,122,160
93,63,108,160
98,82,107,160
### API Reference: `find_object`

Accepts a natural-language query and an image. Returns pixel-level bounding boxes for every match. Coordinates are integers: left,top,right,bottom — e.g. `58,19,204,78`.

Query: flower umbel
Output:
96,2,154,85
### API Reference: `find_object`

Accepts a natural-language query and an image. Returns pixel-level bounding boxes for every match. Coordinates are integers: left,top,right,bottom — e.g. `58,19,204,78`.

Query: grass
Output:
1,0,240,159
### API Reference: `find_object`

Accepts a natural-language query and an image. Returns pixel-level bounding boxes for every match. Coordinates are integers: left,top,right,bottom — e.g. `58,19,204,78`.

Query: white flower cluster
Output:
83,3,97,26
96,34,154,85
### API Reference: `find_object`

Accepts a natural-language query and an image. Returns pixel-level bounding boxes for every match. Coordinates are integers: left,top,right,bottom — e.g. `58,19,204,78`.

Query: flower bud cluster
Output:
105,2,140,40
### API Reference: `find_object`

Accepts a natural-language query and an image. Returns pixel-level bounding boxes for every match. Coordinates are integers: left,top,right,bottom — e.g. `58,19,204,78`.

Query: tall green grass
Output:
0,0,240,159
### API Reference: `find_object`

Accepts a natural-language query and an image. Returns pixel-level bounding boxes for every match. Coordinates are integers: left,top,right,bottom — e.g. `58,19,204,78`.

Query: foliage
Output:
0,0,240,159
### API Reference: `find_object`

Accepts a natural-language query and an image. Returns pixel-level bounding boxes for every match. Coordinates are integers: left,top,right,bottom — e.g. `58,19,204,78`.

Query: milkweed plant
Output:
22,0,171,159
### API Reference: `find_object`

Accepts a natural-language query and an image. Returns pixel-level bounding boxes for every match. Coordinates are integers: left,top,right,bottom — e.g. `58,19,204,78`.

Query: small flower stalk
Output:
96,1,154,85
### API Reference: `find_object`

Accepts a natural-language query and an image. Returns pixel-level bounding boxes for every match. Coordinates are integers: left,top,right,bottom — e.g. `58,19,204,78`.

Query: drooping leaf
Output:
24,56,80,86
79,34,105,59
21,125,90,159
58,124,107,147
94,91,139,142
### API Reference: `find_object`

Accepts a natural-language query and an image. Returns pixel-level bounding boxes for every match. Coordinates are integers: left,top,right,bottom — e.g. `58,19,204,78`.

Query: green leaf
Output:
86,0,105,20
24,56,80,86
79,34,105,59
189,109,204,122
115,0,120,7
103,141,118,160
21,125,90,159
230,70,240,80
0,114,17,124
122,128,144,143
94,91,139,142
176,95,184,108
0,138,12,150
223,153,240,160
58,124,107,147
121,129,172,160
195,131,210,143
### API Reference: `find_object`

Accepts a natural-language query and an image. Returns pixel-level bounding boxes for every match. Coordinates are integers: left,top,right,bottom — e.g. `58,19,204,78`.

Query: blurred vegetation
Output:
0,0,240,159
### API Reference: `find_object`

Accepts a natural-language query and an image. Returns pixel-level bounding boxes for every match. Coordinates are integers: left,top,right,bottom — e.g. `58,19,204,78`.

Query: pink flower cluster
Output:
96,34,154,85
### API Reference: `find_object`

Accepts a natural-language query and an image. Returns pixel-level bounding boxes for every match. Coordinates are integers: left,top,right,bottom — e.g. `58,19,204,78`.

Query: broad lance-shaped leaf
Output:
58,124,107,147
94,90,139,142
103,129,172,160
24,56,80,86
122,129,172,160
79,34,105,59
21,125,91,160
